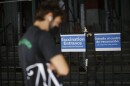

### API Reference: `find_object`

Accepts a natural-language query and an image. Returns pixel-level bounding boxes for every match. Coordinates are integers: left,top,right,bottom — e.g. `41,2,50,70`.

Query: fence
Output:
0,0,130,86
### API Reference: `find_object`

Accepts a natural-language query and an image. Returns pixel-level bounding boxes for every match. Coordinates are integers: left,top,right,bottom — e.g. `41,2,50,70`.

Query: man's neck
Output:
33,20,49,31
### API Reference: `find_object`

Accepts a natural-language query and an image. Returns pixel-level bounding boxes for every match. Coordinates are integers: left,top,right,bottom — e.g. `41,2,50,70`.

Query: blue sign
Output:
60,34,86,52
94,33,121,51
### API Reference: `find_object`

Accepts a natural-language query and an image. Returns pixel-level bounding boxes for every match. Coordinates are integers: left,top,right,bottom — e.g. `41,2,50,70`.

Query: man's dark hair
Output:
35,0,65,21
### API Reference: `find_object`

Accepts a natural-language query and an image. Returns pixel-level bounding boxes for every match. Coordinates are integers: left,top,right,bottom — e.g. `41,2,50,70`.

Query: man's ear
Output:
44,12,53,22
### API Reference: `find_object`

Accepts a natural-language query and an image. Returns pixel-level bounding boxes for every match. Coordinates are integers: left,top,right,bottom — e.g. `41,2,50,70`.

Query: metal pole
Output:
63,0,69,21
80,2,85,31
80,1,89,86
103,53,106,86
17,2,22,41
69,53,72,86
32,0,35,22
0,42,2,86
80,0,86,67
0,0,31,4
17,2,22,86
118,0,123,85
104,0,109,32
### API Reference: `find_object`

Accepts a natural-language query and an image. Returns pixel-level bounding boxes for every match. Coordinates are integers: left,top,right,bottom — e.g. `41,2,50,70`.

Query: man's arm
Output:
39,32,69,76
50,54,69,76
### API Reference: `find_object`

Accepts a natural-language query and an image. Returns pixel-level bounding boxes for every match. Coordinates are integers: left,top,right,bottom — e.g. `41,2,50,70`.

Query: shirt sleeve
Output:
38,32,61,61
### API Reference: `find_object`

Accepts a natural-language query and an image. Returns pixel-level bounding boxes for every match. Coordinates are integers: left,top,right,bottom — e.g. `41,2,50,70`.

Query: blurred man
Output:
18,1,69,86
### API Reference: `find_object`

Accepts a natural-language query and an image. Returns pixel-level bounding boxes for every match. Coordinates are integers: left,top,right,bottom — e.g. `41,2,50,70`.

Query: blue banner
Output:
94,33,121,51
60,34,86,52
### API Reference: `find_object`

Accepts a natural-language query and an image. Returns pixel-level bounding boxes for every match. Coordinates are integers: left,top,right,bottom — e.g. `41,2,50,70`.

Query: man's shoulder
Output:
30,25,50,36
23,25,52,40
40,32,53,41
23,26,40,36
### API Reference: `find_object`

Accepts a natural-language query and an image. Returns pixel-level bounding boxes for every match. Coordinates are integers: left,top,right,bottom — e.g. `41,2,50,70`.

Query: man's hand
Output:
47,63,55,71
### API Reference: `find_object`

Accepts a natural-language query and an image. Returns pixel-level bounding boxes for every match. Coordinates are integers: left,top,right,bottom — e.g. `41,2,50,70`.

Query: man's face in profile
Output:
51,16,62,28
49,16,62,36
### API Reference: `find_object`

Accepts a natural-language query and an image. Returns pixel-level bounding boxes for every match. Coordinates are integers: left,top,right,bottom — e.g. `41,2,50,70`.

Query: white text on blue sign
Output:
94,33,121,51
61,34,86,52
